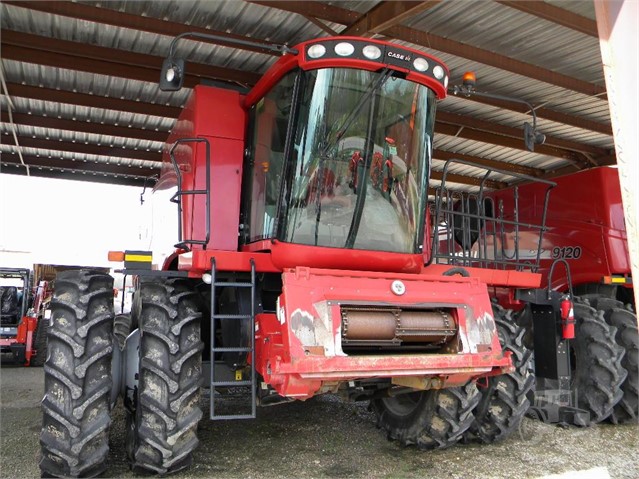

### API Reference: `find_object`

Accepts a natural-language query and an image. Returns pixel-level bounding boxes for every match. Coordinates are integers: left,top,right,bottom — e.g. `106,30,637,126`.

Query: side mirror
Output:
160,58,185,91
524,122,546,152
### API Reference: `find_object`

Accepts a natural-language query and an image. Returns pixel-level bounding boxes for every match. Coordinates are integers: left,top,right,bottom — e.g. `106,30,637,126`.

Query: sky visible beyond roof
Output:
0,173,147,269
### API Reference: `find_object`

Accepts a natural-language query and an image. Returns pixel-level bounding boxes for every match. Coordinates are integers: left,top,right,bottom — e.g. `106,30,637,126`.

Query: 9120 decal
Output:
552,246,582,259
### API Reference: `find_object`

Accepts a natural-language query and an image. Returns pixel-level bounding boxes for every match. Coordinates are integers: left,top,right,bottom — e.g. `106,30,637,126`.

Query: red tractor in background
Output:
38,33,630,478
434,163,636,426
0,267,51,366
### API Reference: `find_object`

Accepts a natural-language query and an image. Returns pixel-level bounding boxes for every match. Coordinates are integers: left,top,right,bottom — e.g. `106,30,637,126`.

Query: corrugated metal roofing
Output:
0,0,616,189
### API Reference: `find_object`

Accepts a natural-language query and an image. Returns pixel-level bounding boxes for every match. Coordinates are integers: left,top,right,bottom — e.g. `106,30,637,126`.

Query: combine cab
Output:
38,34,629,478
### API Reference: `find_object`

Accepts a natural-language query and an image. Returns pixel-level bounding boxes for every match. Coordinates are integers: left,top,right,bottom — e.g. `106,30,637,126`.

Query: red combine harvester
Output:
38,34,629,477
514,167,637,425
0,267,50,366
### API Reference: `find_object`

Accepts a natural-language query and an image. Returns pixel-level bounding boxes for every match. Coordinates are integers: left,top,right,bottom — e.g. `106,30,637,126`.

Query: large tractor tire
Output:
127,278,203,474
467,305,534,443
580,295,637,424
571,299,626,423
30,316,49,367
371,382,479,450
39,270,115,478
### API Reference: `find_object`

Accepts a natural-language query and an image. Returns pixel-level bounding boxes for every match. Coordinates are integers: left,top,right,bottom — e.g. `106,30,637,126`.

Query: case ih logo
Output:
387,50,411,62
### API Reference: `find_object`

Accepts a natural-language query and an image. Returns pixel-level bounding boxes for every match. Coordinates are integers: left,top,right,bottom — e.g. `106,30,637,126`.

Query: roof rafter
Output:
2,154,158,178
3,110,169,143
0,159,151,186
4,1,280,56
447,92,612,136
433,149,544,177
1,30,261,86
430,169,506,189
434,123,590,166
341,1,442,36
497,1,598,37
436,110,609,158
5,83,182,118
4,134,162,162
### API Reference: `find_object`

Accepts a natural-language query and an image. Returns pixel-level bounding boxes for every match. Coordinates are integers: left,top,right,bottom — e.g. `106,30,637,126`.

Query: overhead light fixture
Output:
433,65,445,80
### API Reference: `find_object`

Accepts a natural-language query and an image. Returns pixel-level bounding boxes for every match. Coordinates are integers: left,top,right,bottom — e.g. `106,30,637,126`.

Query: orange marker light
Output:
108,251,125,262
462,71,477,87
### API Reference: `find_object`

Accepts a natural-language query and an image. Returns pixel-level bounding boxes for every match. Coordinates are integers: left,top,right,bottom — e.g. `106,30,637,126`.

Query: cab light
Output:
334,42,355,56
433,65,445,80
362,45,382,60
413,57,429,72
307,44,326,59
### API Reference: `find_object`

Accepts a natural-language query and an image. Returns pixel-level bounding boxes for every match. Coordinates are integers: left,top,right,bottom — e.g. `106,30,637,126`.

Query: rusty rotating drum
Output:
340,306,456,347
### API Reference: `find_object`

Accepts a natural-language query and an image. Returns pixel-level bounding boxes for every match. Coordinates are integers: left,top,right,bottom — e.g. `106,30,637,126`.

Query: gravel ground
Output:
1,363,638,479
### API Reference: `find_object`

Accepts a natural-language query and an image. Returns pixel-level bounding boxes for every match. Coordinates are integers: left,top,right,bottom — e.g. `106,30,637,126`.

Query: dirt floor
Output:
1,363,638,479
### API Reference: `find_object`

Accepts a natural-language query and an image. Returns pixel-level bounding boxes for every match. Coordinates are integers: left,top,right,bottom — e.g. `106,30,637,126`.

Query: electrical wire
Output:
0,62,29,176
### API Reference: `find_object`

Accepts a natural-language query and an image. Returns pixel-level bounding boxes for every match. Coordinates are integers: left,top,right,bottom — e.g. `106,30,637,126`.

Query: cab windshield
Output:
282,68,436,253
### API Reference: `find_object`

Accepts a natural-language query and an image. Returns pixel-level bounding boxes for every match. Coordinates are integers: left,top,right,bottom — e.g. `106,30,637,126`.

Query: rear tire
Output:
467,305,534,443
127,278,203,474
371,382,479,450
30,317,49,367
571,299,626,423
580,295,637,424
39,270,114,478
113,313,132,351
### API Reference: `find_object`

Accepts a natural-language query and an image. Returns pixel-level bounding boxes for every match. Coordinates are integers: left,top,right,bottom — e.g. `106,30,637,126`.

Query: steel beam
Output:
0,161,150,187
5,83,182,118
4,110,169,143
433,149,544,177
434,123,589,165
498,1,598,37
4,135,163,163
436,111,610,157
1,30,261,86
4,1,280,56
449,93,612,136
341,1,442,36
1,153,159,177
430,170,506,190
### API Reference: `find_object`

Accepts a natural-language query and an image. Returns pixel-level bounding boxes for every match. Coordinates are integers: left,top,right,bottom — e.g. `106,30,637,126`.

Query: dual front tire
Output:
40,272,203,477
373,305,534,449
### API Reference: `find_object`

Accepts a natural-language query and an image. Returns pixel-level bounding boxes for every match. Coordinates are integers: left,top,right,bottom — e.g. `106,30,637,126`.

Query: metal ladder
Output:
209,258,257,420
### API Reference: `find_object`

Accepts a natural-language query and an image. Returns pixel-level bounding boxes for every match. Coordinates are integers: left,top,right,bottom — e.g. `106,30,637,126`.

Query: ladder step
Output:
213,282,253,288
211,414,256,421
212,380,253,387
210,258,257,421
212,347,253,353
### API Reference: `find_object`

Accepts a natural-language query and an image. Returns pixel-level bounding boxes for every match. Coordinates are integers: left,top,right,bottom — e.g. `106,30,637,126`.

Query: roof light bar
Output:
362,45,382,60
413,58,429,72
334,42,355,56
307,44,326,59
